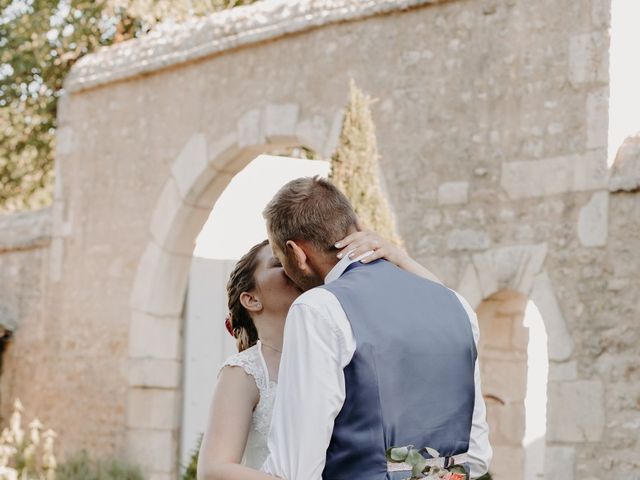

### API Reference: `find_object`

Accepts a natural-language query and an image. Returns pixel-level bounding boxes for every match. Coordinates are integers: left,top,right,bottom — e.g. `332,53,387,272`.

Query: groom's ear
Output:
286,240,308,270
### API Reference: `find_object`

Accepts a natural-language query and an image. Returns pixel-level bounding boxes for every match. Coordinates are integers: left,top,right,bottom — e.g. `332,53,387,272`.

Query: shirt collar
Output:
324,250,373,284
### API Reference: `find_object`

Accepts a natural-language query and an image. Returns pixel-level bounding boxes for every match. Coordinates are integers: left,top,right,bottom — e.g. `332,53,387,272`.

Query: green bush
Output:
56,451,143,480
181,434,203,480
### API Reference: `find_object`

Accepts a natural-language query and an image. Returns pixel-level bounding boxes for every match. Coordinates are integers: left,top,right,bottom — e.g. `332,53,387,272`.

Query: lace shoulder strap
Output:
219,345,268,393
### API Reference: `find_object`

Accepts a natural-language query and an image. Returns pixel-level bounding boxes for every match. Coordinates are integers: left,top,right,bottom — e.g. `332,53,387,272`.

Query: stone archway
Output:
456,244,604,479
124,103,333,479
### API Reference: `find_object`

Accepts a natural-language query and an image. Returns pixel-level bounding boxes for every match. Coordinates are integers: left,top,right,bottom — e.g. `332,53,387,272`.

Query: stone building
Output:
0,0,638,479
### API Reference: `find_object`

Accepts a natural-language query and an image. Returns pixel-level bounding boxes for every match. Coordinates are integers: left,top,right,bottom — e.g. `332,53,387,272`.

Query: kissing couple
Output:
198,176,492,480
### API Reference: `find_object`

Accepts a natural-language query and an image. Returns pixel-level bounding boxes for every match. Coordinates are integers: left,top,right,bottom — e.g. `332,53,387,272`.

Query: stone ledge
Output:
64,0,445,93
0,208,52,252
500,150,608,199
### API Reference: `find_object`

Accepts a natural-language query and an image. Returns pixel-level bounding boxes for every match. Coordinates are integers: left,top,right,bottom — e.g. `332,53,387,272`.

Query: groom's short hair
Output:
263,176,357,253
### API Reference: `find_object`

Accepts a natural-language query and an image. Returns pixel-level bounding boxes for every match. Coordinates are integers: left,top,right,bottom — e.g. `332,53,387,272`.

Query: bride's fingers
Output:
337,243,362,259
335,231,369,250
360,248,384,263
344,242,381,260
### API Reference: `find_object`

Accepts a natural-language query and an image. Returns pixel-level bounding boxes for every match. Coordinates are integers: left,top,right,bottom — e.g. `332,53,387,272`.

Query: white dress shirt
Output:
262,255,492,479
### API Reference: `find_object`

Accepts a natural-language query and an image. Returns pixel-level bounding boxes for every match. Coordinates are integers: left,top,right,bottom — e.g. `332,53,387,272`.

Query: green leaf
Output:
425,447,440,459
387,446,409,462
411,455,428,478
406,448,423,466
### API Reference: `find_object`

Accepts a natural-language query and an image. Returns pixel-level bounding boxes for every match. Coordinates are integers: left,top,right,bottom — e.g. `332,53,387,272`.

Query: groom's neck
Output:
307,251,340,283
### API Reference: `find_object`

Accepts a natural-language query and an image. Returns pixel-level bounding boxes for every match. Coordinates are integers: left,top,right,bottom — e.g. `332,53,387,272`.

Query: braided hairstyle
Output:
226,239,269,352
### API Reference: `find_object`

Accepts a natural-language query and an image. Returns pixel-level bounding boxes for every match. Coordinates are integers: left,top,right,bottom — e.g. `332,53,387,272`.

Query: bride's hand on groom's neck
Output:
334,225,442,285
334,228,407,266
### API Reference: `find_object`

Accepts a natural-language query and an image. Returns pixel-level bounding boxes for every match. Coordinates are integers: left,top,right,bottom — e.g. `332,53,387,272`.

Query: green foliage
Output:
477,473,493,480
386,445,475,479
330,79,402,245
0,0,258,212
180,433,203,480
56,450,143,480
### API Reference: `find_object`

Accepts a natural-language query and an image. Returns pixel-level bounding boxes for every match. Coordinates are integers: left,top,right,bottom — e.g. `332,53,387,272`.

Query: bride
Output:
197,227,441,480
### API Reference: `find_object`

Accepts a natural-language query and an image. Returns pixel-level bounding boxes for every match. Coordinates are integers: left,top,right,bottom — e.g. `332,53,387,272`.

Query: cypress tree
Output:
330,80,402,245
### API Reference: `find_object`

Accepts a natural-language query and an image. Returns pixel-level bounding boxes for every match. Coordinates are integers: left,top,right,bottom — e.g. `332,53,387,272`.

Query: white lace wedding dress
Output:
220,340,277,469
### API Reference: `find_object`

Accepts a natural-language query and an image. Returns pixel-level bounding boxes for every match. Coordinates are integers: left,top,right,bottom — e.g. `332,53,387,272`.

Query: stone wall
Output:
593,133,640,477
2,0,638,479
0,209,51,422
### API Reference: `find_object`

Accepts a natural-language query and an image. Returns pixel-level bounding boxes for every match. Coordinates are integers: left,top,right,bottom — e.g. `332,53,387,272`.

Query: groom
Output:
261,177,492,480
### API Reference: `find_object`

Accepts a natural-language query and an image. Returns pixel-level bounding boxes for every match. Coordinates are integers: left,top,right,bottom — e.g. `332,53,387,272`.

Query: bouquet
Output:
386,446,467,480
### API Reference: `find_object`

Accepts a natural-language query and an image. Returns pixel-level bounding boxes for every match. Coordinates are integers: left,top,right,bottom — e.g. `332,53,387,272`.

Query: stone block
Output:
569,32,609,86
438,181,469,205
497,293,528,316
128,358,182,389
150,178,211,255
591,0,611,29
171,133,217,204
237,108,265,148
296,115,329,154
0,209,52,251
447,229,490,251
501,157,573,199
471,244,547,298
547,380,605,442
481,358,528,402
477,308,513,350
56,127,74,156
129,312,181,360
586,87,609,150
491,446,525,479
470,253,499,300
263,103,299,143
577,191,609,247
573,149,609,191
501,151,608,199
496,404,526,445
511,317,529,351
323,109,345,158
127,388,180,430
207,132,239,171
544,446,575,480
531,272,573,361
129,242,191,316
548,361,578,382
126,428,176,474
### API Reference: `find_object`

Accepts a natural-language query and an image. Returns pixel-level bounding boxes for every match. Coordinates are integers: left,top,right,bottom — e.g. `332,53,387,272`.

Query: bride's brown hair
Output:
226,239,269,352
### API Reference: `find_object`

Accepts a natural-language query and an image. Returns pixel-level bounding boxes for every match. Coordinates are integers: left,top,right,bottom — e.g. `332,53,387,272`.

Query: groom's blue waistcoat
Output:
320,259,477,480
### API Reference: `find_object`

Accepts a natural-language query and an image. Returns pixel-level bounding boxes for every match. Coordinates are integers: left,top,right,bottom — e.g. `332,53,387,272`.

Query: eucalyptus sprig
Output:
386,446,467,480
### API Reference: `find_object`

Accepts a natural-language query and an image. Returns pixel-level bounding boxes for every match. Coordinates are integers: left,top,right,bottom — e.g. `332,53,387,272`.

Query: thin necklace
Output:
261,340,282,354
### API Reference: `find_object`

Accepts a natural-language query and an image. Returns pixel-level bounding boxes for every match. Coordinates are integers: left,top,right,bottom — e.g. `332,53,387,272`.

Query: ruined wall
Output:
3,0,637,479
0,210,51,422
597,133,640,475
